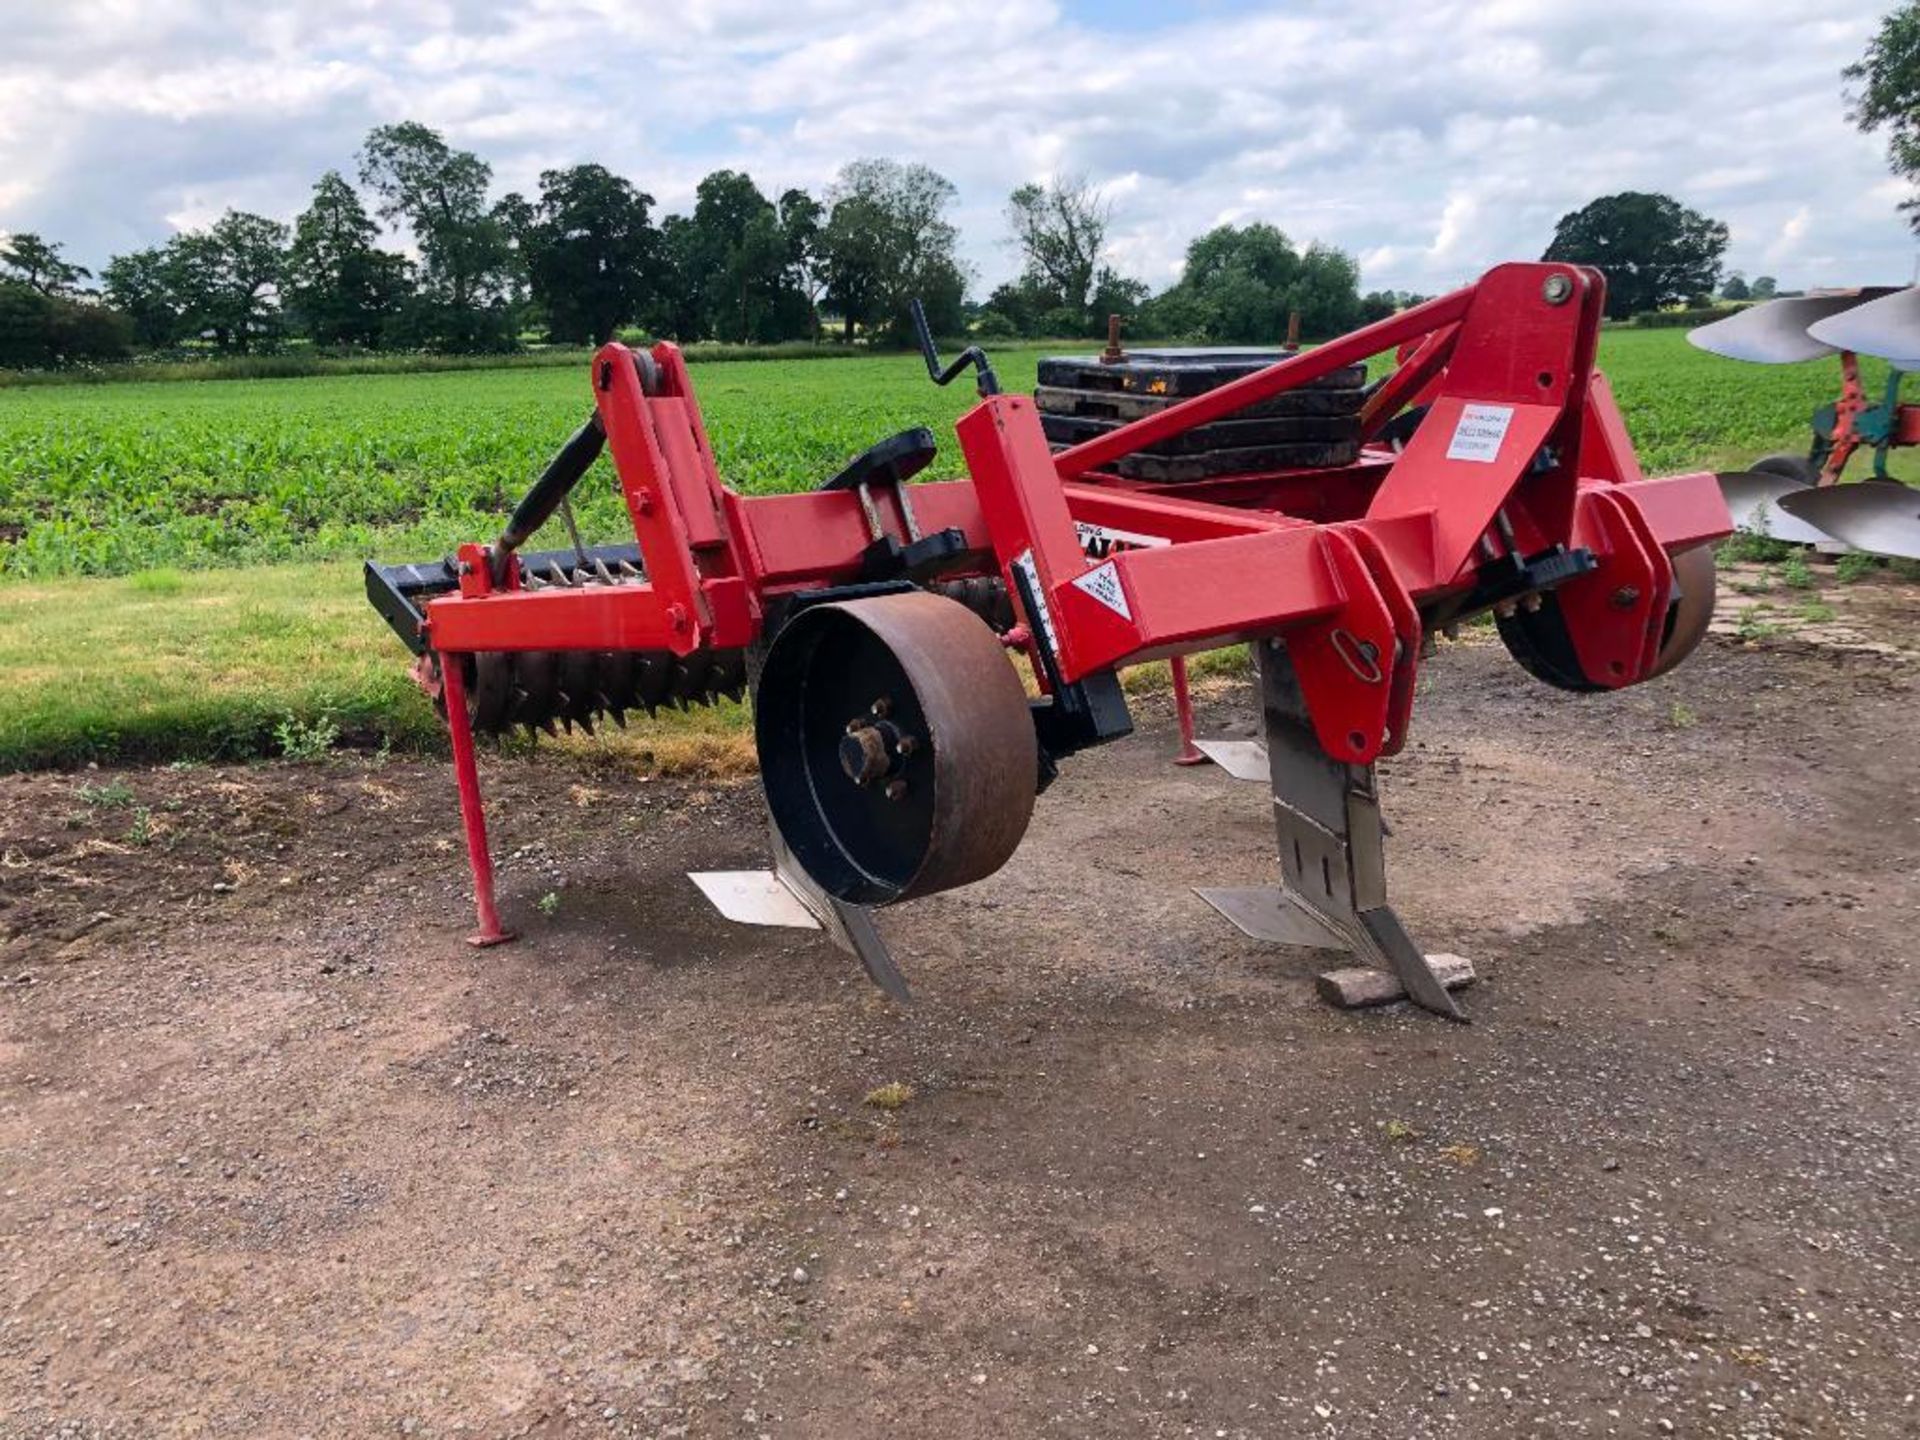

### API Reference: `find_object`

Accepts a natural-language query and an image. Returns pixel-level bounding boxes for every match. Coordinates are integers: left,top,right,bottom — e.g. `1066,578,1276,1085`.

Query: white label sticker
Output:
1012,549,1059,652
1075,519,1171,558
1070,561,1132,621
1445,403,1515,464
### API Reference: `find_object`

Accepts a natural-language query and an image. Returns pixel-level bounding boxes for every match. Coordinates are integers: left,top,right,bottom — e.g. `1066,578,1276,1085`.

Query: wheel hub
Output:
839,713,915,789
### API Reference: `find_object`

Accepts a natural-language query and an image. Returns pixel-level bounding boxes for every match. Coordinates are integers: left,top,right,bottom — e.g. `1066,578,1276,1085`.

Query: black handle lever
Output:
910,298,999,397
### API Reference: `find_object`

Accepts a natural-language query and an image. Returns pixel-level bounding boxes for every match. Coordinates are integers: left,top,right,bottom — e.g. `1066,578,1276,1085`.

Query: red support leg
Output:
439,651,515,948
1170,655,1206,766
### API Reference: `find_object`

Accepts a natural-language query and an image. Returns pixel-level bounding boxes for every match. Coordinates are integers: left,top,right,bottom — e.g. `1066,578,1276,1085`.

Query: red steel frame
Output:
419,261,1732,943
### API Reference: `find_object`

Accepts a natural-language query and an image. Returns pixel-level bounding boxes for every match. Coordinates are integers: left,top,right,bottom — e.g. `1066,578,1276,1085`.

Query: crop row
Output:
0,331,1875,581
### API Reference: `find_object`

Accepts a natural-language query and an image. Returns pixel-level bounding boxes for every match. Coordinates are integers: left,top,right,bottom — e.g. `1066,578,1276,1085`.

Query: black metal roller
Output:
460,645,748,736
636,653,674,713
468,651,515,732
598,650,636,725
668,655,712,709
560,651,599,732
754,590,1037,906
709,650,748,701
512,651,561,732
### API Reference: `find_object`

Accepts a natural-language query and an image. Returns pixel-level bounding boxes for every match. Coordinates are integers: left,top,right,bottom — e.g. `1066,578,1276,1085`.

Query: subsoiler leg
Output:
1196,640,1465,1021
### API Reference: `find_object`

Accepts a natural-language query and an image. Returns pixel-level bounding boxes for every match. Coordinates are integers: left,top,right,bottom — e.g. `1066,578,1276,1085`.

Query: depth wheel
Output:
1499,544,1718,690
1647,544,1716,678
756,591,1038,906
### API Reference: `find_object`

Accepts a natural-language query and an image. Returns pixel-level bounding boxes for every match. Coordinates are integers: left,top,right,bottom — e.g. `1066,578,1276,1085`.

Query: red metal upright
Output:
1169,656,1206,765
438,655,513,948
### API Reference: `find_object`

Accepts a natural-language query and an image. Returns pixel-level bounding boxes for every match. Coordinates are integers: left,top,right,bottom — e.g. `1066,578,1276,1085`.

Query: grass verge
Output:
0,562,436,768
0,560,1253,774
0,562,757,772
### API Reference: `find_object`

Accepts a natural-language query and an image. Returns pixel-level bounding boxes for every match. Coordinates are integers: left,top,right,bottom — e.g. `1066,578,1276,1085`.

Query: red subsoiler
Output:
366,262,1731,1019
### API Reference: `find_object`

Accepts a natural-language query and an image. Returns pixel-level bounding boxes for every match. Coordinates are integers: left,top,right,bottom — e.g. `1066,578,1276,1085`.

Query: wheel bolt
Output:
871,697,892,719
884,778,909,802
895,735,918,757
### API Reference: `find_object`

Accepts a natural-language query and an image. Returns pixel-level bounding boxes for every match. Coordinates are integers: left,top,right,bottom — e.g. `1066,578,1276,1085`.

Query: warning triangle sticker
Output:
1070,561,1132,621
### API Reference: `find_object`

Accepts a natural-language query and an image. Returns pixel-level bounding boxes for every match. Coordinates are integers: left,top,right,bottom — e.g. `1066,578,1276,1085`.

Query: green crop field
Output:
0,331,1889,583
0,347,1063,582
0,330,1903,770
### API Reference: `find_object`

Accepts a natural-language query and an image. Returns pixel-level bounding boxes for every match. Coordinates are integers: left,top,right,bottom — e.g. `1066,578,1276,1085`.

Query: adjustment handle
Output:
910,298,1000,397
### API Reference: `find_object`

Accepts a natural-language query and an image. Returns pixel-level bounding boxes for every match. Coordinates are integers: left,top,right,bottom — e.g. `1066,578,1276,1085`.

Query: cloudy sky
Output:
1,0,1915,297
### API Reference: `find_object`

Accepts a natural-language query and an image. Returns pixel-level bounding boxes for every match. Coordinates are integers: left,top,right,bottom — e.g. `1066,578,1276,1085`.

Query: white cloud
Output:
1430,194,1479,262
0,0,1915,294
1764,205,1815,266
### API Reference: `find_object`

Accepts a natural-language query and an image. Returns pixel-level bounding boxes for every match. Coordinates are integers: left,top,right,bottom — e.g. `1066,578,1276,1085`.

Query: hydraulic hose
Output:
491,413,606,584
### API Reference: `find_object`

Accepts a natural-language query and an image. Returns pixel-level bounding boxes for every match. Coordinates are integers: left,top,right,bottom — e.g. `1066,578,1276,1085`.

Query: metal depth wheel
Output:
1497,543,1718,690
1646,544,1716,678
755,591,1038,906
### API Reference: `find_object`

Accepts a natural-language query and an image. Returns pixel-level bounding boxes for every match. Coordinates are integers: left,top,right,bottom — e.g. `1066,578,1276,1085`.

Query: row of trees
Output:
87,128,978,356
0,123,1394,366
6,126,1774,369
978,190,1413,343
21,0,1920,372
0,126,988,362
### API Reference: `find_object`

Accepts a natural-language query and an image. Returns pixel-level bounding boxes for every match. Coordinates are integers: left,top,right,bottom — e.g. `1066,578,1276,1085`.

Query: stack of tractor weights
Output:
1035,345,1367,483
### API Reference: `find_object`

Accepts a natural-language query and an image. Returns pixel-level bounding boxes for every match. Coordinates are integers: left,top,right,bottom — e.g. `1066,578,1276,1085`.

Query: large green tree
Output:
779,188,828,340
1848,2,1920,231
101,212,289,353
822,159,968,342
358,121,514,350
0,233,91,297
1005,176,1108,318
820,192,890,341
523,164,658,344
0,283,131,367
650,214,708,340
1146,223,1362,343
490,189,538,323
164,210,289,352
1541,192,1728,319
285,172,411,347
671,170,813,343
101,248,185,347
